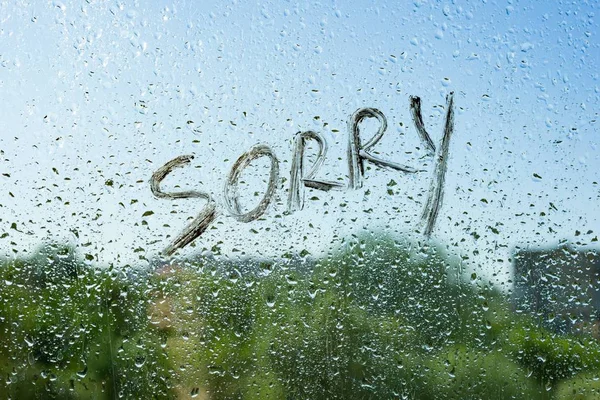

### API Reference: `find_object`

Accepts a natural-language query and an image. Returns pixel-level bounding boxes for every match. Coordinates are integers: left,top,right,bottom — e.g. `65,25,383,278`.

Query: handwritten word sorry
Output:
151,93,455,256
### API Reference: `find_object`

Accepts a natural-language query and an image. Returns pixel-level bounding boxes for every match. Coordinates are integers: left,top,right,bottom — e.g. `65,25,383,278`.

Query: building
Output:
512,245,600,335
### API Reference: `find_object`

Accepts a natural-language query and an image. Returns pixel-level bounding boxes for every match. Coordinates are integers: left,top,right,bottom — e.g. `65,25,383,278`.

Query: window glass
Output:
1,1,598,398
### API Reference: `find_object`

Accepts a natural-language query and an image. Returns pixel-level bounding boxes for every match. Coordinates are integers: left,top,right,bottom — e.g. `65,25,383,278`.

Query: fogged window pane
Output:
0,1,598,398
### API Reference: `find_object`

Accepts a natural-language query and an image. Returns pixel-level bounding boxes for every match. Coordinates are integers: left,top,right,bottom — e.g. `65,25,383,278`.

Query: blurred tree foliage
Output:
1,235,600,399
0,243,173,399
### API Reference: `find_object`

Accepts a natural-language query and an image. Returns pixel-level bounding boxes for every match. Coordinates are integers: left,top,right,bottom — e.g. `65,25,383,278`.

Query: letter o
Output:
224,144,280,222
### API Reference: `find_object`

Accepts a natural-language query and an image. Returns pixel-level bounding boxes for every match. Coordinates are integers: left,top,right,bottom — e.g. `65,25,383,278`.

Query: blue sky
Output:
0,0,598,286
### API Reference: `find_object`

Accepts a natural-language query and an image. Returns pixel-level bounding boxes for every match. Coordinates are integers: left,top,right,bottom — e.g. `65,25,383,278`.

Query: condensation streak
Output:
224,144,280,223
409,96,437,155
347,107,419,190
288,131,344,212
422,92,455,237
150,155,217,256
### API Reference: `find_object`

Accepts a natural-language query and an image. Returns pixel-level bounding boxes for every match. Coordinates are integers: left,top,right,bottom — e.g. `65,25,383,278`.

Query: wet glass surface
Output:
1,1,599,398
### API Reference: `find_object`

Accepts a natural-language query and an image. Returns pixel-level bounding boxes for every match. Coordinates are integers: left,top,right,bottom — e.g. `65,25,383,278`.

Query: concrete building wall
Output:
513,246,600,334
